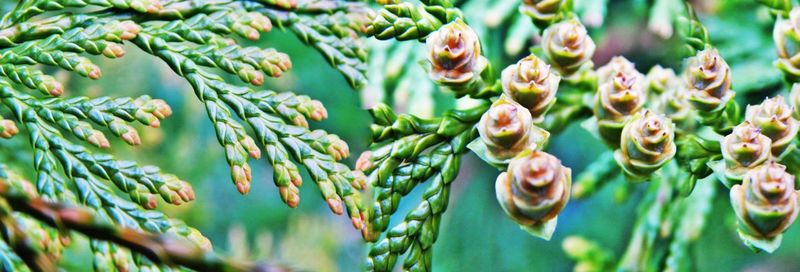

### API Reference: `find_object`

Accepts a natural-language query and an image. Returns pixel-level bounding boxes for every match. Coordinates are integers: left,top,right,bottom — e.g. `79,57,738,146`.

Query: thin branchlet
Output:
0,177,287,272
0,0,372,269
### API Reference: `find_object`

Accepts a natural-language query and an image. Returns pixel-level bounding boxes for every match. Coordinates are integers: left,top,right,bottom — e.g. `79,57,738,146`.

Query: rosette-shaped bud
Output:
719,122,773,185
477,96,535,162
501,55,560,122
541,19,596,76
652,85,694,130
614,110,676,180
596,56,642,86
594,70,646,147
496,150,571,240
684,48,733,112
774,7,800,82
745,96,799,155
731,161,800,252
645,65,678,97
520,0,565,28
426,19,488,96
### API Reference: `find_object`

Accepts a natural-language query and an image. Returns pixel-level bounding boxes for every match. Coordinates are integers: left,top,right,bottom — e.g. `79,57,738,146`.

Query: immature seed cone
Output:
614,110,676,179
502,55,560,122
478,96,535,161
596,56,642,86
427,19,487,95
684,48,733,112
645,65,678,97
721,122,773,183
745,96,800,155
652,85,694,130
774,7,800,82
496,150,571,240
520,0,565,27
541,19,596,76
594,70,646,147
731,161,800,252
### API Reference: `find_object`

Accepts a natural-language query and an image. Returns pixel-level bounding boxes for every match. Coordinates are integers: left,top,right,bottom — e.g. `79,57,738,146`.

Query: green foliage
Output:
4,0,800,271
359,0,800,271
677,3,710,56
0,0,371,270
361,102,484,270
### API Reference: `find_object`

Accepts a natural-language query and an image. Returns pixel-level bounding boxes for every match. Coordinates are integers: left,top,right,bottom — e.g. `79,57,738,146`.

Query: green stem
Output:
0,180,281,272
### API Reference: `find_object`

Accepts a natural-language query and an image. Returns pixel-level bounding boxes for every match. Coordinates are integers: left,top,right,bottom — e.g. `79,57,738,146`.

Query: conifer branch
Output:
0,175,285,272
0,0,374,269
360,102,485,270
257,2,370,88
0,198,57,272
133,24,367,229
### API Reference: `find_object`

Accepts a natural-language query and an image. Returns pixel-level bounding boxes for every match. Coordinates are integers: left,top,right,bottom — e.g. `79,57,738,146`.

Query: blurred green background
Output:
3,0,800,271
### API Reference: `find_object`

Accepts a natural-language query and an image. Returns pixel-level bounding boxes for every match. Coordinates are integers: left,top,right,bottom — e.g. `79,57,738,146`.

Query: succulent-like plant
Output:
495,150,571,240
614,110,676,180
652,84,694,131
593,60,646,147
683,47,739,134
597,56,642,86
745,96,799,155
473,95,550,164
501,54,560,122
541,18,596,76
685,48,733,112
426,19,488,96
731,161,800,252
715,122,774,187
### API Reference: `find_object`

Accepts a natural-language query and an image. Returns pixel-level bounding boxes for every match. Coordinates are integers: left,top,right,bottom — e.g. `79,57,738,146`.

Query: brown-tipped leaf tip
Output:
293,115,308,128
144,195,159,209
310,101,327,121
122,131,141,145
280,187,300,208
88,67,102,79
356,151,373,170
327,198,344,215
351,171,367,190
250,73,265,85
89,133,110,148
169,193,183,205
236,181,251,195
178,186,195,202
351,216,364,230
45,81,64,96
249,148,261,160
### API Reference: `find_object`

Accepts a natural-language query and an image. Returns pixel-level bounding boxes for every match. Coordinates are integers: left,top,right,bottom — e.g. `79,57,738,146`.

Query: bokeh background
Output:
3,0,800,271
